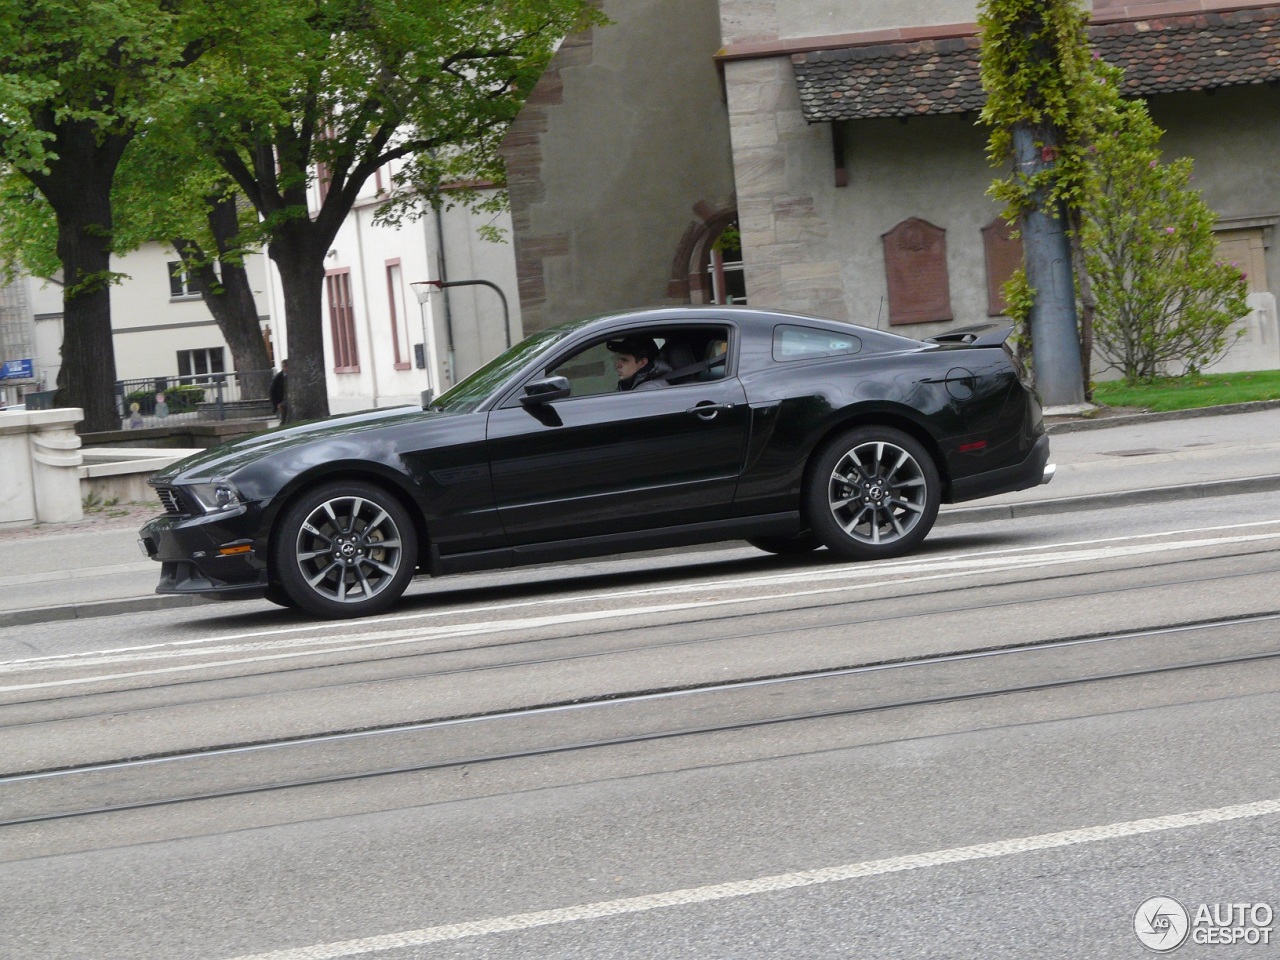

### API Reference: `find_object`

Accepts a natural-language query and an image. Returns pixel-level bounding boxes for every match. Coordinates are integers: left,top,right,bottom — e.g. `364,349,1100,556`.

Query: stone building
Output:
501,0,1280,374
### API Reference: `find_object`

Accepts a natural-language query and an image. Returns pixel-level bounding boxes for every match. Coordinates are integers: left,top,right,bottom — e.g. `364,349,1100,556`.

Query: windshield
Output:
431,327,571,413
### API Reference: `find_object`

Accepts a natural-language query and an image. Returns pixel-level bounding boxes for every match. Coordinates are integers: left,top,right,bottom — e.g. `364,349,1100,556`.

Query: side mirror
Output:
520,376,571,406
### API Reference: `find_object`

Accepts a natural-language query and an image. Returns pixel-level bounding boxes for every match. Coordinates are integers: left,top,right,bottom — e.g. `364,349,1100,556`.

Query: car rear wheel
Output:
748,533,821,556
275,480,418,619
805,426,939,561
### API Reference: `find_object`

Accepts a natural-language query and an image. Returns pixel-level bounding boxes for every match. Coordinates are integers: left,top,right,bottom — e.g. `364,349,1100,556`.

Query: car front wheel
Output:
805,426,940,561
274,480,418,619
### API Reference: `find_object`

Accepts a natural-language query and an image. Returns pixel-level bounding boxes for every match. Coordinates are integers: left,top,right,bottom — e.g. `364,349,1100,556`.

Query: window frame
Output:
167,260,204,301
386,259,411,371
176,347,226,382
325,268,360,373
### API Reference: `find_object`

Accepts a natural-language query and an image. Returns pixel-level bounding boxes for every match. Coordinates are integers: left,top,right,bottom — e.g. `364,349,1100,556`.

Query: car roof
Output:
551,305,926,350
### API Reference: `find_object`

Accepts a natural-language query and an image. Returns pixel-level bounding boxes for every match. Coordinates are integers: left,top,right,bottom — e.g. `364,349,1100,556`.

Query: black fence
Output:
115,370,275,430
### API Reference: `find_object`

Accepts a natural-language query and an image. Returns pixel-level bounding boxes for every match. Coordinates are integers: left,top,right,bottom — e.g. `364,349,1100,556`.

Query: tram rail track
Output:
2,544,1278,729
3,612,1278,828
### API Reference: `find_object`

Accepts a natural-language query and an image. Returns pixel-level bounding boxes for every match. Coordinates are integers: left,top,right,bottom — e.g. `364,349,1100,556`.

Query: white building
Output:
267,170,521,415
13,174,520,417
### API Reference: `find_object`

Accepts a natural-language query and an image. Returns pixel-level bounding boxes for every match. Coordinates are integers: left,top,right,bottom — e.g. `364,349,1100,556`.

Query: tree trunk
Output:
1014,124,1085,408
269,236,330,422
176,193,274,400
39,121,127,434
1067,214,1095,402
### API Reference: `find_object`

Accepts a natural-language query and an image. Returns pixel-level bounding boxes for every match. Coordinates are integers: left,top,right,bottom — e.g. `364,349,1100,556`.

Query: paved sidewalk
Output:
2,403,1278,628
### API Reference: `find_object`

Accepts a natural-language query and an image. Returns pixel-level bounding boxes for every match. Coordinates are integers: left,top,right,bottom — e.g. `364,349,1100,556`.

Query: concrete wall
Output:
1149,86,1280,304
726,54,1002,333
722,0,1264,44
720,4,1280,374
722,0,976,44
502,0,736,332
436,199,524,382
0,408,84,526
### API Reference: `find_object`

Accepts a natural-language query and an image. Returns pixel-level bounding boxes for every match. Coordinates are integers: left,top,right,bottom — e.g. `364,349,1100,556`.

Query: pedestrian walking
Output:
270,359,289,424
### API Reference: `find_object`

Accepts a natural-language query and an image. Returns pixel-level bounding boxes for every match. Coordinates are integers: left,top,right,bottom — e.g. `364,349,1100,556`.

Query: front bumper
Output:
138,505,270,600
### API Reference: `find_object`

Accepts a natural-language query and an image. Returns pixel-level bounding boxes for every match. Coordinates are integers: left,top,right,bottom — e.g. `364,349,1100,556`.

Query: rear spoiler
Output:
925,324,1013,348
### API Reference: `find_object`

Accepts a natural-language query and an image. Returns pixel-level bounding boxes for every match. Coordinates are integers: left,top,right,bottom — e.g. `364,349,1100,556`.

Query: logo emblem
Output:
1135,897,1190,952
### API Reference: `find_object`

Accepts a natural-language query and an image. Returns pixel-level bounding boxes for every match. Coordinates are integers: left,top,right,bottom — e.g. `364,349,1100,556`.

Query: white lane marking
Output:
5,529,1279,693
8,517,1280,668
224,797,1280,959
2,531,1278,693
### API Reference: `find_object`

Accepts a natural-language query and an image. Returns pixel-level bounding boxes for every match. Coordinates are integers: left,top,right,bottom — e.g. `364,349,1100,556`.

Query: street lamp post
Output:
414,278,511,350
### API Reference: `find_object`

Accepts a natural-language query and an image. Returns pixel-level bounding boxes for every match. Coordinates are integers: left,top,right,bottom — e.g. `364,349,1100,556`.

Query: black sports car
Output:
139,306,1054,618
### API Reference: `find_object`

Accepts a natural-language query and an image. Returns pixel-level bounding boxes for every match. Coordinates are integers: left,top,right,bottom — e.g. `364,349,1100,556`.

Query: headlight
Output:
185,481,245,514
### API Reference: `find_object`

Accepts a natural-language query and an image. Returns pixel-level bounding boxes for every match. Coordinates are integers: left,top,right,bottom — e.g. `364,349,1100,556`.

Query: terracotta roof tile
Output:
793,5,1280,121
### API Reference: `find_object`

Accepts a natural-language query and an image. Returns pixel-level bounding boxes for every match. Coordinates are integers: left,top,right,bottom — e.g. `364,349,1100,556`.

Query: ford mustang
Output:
139,306,1054,618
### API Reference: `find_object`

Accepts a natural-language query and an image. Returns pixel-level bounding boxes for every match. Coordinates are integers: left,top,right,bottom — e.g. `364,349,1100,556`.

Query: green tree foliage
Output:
979,0,1095,216
981,0,1247,391
183,0,604,422
979,0,1094,404
113,128,275,396
1080,93,1248,383
1,136,274,399
0,0,223,431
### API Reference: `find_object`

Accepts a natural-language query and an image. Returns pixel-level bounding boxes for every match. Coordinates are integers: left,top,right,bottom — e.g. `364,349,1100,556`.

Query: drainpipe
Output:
433,198,457,386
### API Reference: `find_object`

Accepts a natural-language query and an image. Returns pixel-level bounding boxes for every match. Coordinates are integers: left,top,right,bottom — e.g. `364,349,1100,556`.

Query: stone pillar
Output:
31,409,85,522
0,408,84,526
0,411,38,526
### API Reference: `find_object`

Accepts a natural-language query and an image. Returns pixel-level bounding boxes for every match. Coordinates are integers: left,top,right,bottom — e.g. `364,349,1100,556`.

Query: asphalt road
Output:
2,489,1279,960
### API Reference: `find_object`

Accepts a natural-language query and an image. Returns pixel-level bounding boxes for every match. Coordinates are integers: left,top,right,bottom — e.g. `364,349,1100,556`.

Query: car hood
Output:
153,405,441,484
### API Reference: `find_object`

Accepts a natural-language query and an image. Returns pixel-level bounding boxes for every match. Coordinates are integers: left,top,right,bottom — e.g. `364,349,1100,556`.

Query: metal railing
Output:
114,369,274,430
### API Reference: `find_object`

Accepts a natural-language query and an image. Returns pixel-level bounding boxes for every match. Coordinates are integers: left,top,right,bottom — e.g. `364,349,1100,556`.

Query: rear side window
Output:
773,324,861,361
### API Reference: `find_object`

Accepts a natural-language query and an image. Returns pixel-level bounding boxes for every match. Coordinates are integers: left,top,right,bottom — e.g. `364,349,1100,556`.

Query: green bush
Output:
1079,67,1249,383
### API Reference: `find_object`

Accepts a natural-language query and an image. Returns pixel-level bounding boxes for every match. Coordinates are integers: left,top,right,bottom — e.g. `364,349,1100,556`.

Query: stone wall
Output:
501,0,736,331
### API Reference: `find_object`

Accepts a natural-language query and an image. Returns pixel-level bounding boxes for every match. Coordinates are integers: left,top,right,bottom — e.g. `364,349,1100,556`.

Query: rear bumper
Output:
948,433,1052,503
139,507,270,600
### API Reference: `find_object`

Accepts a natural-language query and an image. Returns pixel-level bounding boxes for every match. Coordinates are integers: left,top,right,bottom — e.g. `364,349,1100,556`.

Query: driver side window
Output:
547,341,618,398
544,324,733,400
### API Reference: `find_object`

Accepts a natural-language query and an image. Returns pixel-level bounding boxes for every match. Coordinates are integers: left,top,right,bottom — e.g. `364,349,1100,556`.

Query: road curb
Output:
1045,398,1280,434
939,473,1280,526
0,594,202,629
7,471,1279,629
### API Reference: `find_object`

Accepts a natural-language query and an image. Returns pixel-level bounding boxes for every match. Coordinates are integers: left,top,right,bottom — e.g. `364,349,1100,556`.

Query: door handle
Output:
688,401,734,420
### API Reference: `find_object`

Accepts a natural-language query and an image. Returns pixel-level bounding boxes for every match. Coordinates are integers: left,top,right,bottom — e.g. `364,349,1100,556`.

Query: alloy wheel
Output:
293,494,406,604
826,439,929,546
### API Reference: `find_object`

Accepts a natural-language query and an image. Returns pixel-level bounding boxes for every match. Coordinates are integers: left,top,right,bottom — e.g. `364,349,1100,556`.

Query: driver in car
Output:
607,335,672,391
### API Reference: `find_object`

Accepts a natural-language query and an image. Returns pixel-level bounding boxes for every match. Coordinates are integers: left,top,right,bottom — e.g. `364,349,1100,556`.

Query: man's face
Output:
613,352,647,381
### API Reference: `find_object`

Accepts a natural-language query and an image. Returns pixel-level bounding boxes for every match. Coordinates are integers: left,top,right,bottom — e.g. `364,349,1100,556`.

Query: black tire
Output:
748,533,821,556
804,426,940,561
263,584,296,608
274,480,419,619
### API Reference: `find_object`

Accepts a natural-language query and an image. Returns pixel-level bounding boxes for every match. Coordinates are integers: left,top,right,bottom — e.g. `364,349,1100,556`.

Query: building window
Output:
168,261,204,299
326,268,360,371
386,260,411,370
177,347,225,381
707,220,747,305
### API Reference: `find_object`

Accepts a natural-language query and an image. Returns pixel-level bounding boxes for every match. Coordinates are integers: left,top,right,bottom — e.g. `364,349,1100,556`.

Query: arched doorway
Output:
670,206,746,305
